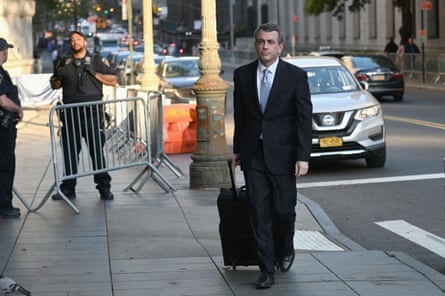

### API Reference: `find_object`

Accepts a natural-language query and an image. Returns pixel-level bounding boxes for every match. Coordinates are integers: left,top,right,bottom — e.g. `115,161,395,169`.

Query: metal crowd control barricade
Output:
122,91,184,194
32,97,174,214
150,92,185,178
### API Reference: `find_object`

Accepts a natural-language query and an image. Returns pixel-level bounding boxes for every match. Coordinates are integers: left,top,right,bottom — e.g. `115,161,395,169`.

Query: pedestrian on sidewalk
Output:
384,36,398,54
232,23,312,289
49,31,117,201
0,38,24,218
404,37,420,70
396,42,405,70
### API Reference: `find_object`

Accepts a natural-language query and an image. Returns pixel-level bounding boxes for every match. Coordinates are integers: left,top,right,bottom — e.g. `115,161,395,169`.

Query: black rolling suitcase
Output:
217,160,258,269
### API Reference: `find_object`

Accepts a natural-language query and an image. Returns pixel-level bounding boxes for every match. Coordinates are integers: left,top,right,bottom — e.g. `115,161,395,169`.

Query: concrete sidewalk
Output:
1,106,444,295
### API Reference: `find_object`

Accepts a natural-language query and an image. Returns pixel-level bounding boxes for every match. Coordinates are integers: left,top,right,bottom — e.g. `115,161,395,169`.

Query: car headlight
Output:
354,105,381,121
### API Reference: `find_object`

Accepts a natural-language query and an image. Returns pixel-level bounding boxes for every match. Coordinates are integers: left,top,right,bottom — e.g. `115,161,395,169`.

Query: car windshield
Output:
164,60,199,78
305,66,359,94
351,56,396,70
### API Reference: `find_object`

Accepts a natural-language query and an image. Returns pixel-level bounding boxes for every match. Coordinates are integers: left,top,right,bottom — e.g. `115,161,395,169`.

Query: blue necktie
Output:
260,69,271,113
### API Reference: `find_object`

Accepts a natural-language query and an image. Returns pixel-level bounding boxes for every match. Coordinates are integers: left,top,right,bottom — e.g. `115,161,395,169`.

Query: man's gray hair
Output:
254,23,284,44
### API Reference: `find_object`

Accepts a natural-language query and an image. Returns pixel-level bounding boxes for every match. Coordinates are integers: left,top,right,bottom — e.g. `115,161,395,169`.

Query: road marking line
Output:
375,219,445,258
298,173,444,188
294,230,344,251
385,115,445,130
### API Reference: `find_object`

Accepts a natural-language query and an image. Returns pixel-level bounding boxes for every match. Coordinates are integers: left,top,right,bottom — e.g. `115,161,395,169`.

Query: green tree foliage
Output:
304,0,413,46
33,0,95,32
304,0,371,19
33,0,57,32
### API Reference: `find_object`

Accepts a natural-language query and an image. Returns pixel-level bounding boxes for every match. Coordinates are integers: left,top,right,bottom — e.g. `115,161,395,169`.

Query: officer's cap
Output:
0,38,14,51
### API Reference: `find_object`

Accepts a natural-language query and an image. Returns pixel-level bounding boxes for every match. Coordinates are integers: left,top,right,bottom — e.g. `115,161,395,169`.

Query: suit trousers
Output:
244,140,297,274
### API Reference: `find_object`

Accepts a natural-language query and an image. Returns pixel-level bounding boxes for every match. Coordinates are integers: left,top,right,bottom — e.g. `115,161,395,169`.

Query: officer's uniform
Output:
53,51,116,197
0,65,20,210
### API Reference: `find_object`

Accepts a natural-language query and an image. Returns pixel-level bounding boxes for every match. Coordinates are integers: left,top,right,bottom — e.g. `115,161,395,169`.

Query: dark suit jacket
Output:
233,59,312,175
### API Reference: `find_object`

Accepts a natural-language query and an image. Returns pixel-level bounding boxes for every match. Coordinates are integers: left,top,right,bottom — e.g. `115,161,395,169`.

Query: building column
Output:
189,0,231,189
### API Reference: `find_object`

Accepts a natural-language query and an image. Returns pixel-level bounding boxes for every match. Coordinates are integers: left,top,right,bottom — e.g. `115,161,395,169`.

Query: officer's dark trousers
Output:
244,140,296,275
0,126,17,208
60,112,111,193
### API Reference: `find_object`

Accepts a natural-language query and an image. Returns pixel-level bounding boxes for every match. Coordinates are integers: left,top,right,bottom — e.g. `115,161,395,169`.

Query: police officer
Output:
50,31,117,201
0,38,23,218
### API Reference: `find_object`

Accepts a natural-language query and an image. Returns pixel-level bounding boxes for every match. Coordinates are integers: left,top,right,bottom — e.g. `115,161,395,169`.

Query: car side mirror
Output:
359,81,369,91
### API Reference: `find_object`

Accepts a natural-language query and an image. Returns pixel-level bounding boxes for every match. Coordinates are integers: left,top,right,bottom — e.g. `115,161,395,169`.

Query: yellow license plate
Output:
373,74,385,81
319,136,343,148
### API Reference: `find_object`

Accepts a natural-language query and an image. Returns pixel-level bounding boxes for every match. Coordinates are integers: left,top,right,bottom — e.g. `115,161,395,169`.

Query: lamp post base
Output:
189,154,232,189
189,86,231,189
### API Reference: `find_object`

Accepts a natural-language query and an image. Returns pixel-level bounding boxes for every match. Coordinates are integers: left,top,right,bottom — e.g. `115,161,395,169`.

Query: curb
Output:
298,194,366,251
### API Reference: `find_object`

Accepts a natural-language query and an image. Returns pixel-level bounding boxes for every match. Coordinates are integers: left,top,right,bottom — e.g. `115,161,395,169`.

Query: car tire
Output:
365,146,386,168
394,94,404,102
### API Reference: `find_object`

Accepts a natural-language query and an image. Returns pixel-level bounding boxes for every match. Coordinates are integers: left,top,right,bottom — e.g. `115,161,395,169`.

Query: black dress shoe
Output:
277,250,295,272
99,191,114,200
0,208,21,218
256,272,275,289
52,191,76,200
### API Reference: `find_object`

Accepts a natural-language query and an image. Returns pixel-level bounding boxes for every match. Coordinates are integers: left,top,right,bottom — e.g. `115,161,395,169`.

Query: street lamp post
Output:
229,0,235,61
420,1,432,83
138,0,159,90
189,0,231,189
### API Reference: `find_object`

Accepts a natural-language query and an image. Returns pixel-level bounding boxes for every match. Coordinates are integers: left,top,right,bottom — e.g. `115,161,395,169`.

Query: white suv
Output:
286,56,386,168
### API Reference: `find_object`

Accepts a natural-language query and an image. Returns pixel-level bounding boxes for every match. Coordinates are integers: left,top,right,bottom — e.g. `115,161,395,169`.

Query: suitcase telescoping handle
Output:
227,159,238,199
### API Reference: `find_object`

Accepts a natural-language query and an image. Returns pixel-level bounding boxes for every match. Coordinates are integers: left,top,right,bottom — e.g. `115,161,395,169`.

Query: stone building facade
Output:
0,0,35,75
233,0,445,54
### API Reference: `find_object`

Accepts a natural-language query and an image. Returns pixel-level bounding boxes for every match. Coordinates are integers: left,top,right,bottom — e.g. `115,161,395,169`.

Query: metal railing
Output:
386,52,445,84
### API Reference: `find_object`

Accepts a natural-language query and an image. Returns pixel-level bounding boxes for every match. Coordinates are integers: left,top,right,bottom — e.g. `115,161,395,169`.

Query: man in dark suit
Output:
232,23,312,289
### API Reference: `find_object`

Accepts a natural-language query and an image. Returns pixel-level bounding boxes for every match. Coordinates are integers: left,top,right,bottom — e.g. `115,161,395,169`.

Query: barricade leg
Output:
31,183,80,214
123,163,176,193
12,187,32,211
155,152,185,178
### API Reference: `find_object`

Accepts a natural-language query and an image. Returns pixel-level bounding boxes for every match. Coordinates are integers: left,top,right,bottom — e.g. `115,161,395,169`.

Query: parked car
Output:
285,56,386,167
107,50,143,70
119,34,140,48
134,43,163,55
341,54,405,101
308,50,345,59
115,51,144,85
133,55,174,86
97,38,121,58
156,56,200,103
161,42,184,56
